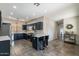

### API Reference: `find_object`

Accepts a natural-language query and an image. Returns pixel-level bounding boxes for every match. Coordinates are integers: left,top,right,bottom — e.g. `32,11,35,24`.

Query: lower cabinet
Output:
14,33,28,40
14,33,20,40
23,33,28,39
0,40,10,56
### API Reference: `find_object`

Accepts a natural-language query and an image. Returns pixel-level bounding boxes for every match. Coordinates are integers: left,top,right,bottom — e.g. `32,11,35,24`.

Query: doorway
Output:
56,20,64,41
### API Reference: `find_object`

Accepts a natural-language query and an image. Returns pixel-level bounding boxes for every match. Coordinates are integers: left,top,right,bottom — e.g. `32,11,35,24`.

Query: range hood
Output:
0,11,2,29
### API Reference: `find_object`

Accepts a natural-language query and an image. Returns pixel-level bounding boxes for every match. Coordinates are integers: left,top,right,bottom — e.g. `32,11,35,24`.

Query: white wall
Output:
47,4,77,21
76,17,79,44
64,17,77,34
63,16,79,44
44,16,57,41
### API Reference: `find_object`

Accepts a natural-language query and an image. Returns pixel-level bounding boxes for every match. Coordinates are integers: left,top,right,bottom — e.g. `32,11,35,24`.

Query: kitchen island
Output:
32,34,49,50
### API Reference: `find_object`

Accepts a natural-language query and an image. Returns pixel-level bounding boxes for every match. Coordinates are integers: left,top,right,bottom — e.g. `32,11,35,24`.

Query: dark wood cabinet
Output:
22,25,27,30
34,22,43,30
14,33,23,40
14,33,28,40
23,33,28,39
14,34,19,40
22,22,43,30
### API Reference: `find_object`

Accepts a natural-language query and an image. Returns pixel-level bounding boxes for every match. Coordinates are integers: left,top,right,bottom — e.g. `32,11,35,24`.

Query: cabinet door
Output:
23,34,27,39
22,25,27,30
19,33,24,39
19,34,22,39
14,34,20,40
17,34,24,39
14,34,17,40
35,22,43,30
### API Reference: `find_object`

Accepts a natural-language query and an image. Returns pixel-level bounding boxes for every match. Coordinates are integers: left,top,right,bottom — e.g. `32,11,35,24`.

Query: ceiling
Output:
0,3,75,20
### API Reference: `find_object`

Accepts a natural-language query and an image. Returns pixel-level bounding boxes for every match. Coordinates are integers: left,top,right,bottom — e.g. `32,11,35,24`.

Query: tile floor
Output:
10,39,79,56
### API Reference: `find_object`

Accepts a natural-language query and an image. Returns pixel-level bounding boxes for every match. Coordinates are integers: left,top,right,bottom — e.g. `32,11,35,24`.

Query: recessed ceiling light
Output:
13,5,16,9
10,12,13,15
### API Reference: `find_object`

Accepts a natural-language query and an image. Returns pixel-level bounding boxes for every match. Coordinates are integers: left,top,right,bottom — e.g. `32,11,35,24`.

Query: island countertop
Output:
0,36,10,41
34,33,48,37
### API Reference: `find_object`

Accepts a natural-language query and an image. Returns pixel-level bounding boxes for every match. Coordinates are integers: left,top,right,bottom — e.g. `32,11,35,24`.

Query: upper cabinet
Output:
34,22,43,30
22,22,43,30
22,25,27,30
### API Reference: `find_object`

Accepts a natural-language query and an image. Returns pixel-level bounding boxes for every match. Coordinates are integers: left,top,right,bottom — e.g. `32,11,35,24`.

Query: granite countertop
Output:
11,31,26,34
0,36,10,41
34,34,48,37
26,30,34,34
